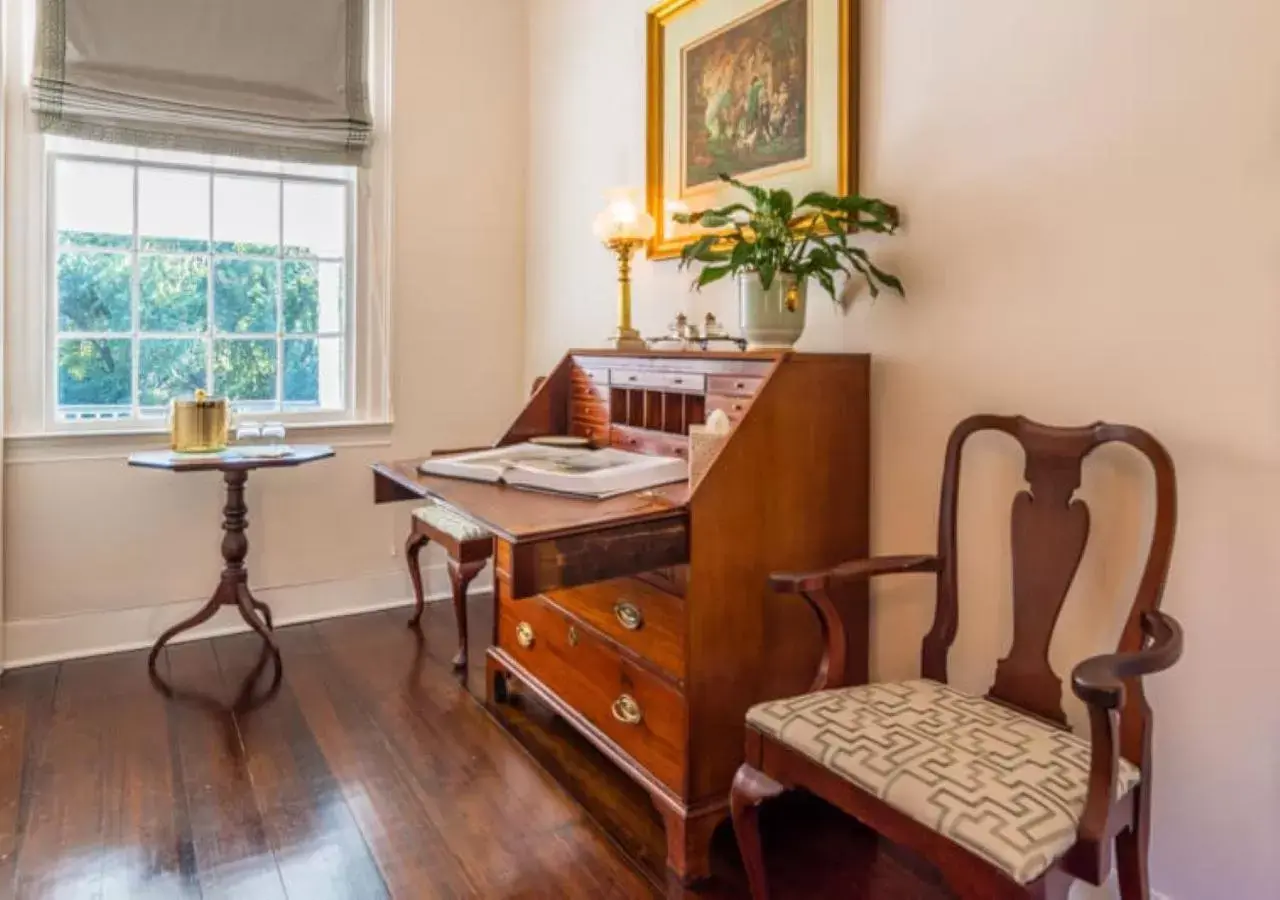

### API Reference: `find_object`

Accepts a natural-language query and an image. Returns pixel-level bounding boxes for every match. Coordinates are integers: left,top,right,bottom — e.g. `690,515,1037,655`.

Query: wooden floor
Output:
0,596,950,899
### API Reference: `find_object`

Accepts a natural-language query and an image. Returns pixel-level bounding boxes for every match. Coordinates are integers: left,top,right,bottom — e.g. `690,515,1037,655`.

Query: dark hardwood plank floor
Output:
0,595,950,899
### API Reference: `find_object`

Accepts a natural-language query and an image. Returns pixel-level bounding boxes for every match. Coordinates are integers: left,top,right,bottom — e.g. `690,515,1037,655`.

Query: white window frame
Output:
2,0,395,441
48,147,358,427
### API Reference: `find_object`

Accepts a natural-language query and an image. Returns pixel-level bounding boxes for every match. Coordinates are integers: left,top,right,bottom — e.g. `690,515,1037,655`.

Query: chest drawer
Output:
610,369,706,394
706,393,753,425
499,595,687,793
543,577,685,681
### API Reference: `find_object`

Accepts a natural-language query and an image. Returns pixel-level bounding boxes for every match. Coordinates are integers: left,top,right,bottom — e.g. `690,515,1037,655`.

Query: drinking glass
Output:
261,422,287,448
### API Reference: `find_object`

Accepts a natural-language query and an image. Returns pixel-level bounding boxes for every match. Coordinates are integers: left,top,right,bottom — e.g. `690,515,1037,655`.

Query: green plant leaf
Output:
798,191,842,211
822,214,849,244
814,269,838,303
695,265,733,290
679,235,718,270
719,173,769,208
770,189,794,223
868,263,905,296
729,239,753,269
758,260,776,291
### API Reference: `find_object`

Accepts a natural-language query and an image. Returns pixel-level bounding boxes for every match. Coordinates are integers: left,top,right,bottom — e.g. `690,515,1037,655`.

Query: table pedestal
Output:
147,469,281,694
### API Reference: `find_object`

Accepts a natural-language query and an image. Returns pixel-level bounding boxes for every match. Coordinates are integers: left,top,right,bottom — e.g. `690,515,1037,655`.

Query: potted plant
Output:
675,174,904,349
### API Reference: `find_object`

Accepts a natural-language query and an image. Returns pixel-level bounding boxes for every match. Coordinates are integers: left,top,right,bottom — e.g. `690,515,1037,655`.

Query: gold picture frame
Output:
646,0,858,260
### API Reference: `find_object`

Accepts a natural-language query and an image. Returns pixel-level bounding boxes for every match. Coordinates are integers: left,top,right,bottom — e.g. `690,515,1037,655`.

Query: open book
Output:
419,443,687,499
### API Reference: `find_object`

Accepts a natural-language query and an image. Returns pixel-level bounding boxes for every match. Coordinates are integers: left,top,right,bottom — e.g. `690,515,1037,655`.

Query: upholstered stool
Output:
405,498,493,669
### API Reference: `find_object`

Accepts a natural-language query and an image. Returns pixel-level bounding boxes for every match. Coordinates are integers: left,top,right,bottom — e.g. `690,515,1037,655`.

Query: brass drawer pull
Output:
614,601,645,631
516,622,535,649
612,694,643,726
568,625,580,647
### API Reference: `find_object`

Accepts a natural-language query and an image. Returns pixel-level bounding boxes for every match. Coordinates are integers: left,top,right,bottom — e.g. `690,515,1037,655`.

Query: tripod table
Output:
129,445,334,693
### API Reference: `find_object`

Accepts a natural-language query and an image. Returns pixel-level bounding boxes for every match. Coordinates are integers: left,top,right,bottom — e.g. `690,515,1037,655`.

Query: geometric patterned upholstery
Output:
412,500,489,542
746,679,1141,885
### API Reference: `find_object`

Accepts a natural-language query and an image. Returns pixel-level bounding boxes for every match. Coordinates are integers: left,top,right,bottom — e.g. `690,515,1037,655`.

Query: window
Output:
2,0,393,440
50,144,355,424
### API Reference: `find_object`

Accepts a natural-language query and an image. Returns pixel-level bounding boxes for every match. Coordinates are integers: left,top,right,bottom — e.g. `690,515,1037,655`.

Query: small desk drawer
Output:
706,374,764,397
499,595,687,792
581,367,610,387
706,393,753,424
610,425,689,460
610,369,706,394
543,577,685,681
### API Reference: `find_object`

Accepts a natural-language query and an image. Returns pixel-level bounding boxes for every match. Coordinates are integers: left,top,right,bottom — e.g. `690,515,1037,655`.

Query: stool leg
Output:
405,530,430,629
446,558,485,670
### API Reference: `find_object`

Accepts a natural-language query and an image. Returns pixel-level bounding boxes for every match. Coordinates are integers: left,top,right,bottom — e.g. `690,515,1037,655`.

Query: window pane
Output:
57,338,132,406
283,182,345,257
140,255,209,332
213,175,279,255
57,251,132,332
214,259,277,333
284,337,343,407
214,339,277,402
139,169,210,252
283,261,343,333
55,160,133,248
139,339,207,406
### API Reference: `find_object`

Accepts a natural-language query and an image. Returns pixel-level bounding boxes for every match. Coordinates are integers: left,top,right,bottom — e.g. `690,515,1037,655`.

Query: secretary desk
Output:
372,349,870,885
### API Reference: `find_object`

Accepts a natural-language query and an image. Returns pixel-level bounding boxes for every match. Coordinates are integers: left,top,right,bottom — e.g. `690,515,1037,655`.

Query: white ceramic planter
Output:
737,271,807,350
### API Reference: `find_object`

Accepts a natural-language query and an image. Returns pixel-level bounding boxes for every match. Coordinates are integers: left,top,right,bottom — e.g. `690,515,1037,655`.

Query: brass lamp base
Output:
610,328,648,351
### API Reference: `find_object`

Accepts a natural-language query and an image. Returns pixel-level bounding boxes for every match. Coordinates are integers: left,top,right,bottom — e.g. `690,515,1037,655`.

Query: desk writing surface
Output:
372,459,690,543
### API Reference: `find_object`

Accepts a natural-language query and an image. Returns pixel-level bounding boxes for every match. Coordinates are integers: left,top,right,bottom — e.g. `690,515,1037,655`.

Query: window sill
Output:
4,418,394,465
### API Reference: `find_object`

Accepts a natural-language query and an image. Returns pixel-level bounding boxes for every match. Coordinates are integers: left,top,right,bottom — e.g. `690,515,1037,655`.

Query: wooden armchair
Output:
730,416,1184,900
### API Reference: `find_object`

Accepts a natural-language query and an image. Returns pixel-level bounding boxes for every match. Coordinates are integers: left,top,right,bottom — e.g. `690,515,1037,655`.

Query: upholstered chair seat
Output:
747,679,1141,885
412,500,489,541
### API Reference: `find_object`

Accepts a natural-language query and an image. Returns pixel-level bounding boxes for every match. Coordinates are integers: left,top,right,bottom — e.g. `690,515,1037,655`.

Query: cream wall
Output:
2,0,529,662
527,1,1280,898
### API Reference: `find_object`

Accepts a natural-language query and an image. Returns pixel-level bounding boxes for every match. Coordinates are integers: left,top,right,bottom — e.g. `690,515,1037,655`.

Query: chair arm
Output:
769,555,940,594
1070,611,1183,868
769,555,940,691
1071,611,1184,710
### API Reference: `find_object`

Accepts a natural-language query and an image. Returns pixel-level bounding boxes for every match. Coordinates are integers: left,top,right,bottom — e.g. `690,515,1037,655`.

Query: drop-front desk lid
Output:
372,459,690,597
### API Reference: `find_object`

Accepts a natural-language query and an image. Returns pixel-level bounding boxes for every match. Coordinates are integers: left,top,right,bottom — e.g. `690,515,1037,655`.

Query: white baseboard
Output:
3,563,491,670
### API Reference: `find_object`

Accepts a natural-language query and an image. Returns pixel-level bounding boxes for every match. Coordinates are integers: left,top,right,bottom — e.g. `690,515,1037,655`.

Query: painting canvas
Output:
681,0,811,194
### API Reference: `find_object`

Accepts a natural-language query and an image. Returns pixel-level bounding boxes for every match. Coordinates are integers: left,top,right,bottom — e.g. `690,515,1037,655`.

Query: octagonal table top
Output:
128,444,335,472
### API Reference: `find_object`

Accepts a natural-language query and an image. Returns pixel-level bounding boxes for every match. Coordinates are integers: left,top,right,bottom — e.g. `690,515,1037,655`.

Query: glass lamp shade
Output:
593,196,656,244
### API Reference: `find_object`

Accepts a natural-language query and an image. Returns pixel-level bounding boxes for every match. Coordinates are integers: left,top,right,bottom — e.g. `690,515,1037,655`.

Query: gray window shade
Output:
32,0,372,166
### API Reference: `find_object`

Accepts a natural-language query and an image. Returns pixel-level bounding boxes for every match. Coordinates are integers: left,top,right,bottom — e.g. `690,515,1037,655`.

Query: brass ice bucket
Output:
169,390,229,452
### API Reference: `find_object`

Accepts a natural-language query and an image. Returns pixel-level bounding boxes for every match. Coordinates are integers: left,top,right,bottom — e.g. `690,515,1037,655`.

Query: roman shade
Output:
32,0,373,165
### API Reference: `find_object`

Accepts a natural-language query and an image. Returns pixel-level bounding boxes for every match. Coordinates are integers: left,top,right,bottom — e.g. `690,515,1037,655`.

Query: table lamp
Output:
594,192,655,351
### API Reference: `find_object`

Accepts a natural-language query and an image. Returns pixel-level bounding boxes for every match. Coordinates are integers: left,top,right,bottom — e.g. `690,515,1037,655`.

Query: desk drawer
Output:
610,425,689,460
543,577,685,681
500,514,689,598
707,374,764,397
706,393,753,425
500,595,687,792
610,369,706,394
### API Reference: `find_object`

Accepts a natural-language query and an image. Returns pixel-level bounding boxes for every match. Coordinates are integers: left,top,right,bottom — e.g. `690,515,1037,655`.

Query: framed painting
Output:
646,0,858,259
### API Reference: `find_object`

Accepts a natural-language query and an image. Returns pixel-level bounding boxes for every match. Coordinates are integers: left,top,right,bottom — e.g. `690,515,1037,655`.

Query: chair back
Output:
920,415,1177,763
